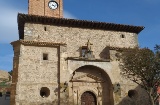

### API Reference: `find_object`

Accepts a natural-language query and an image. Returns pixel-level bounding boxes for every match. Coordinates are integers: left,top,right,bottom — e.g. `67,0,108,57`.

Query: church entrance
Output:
70,65,114,105
81,91,97,105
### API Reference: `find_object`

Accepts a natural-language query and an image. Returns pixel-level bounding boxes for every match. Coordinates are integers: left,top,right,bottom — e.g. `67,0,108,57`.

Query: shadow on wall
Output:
117,85,151,105
99,47,110,59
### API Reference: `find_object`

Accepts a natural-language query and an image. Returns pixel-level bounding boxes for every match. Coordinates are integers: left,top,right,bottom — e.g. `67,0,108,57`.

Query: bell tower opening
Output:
28,0,63,18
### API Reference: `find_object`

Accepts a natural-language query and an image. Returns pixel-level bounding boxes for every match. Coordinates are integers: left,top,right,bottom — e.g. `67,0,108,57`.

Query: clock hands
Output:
52,3,57,7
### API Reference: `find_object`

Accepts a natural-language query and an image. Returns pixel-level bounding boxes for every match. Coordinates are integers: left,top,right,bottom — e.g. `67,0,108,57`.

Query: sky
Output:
0,0,160,71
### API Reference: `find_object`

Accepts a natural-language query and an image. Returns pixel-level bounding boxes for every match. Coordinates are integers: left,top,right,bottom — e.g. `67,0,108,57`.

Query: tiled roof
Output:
11,40,66,47
18,13,144,39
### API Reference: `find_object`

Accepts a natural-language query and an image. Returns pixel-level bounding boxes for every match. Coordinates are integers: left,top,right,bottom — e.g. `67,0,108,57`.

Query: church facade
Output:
10,0,148,105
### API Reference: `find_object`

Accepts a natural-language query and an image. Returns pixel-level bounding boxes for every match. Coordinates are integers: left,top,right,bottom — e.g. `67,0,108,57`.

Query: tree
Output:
120,46,160,105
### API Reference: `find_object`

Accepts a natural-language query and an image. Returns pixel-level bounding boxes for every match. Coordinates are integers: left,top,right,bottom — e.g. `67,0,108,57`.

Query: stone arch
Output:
70,65,114,105
79,88,98,98
71,65,112,85
68,60,114,83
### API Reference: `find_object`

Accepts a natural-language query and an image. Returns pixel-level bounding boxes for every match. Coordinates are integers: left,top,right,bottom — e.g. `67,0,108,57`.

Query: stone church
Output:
10,0,148,105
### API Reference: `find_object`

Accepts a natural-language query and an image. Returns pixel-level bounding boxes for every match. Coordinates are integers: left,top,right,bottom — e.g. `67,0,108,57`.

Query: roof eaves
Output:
11,40,66,47
17,13,145,39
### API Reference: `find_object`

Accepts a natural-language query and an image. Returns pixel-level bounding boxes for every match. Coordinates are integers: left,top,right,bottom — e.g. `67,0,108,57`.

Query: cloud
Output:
0,2,27,43
64,11,77,19
0,3,76,44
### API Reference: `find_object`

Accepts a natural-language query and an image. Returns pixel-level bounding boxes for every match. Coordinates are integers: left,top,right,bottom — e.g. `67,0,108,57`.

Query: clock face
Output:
48,1,58,10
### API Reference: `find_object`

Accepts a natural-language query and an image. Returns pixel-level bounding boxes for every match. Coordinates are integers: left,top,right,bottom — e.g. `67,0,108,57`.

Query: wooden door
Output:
81,91,97,105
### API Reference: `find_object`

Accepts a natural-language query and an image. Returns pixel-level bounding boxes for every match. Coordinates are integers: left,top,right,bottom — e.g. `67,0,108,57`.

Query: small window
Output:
0,92,2,97
44,27,47,31
40,87,50,98
121,34,125,38
43,53,48,60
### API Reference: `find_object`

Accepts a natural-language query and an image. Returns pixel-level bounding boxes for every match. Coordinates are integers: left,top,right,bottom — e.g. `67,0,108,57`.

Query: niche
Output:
40,87,50,98
128,90,138,98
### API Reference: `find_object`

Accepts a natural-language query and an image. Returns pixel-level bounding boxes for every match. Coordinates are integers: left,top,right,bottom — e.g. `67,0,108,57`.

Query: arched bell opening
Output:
70,65,114,105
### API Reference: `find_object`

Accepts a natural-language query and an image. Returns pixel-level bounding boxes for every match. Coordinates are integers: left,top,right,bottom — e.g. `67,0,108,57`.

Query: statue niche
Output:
81,40,95,58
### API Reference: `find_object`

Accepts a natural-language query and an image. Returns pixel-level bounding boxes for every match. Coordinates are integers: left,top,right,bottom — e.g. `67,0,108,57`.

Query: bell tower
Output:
28,0,63,18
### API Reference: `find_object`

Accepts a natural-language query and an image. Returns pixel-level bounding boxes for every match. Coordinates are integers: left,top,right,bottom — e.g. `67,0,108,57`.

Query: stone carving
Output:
71,74,104,83
86,39,93,52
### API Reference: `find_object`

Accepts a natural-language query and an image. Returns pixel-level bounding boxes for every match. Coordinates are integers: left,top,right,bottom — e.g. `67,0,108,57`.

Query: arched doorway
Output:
81,91,97,105
70,65,114,105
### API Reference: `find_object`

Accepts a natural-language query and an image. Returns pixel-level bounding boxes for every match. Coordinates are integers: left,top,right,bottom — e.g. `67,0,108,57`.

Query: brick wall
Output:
28,0,63,18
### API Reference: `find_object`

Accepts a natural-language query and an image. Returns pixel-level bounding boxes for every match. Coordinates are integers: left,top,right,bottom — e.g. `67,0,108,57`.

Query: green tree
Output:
120,46,160,105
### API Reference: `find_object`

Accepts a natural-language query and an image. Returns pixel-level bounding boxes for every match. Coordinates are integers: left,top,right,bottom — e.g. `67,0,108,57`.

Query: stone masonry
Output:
24,23,138,59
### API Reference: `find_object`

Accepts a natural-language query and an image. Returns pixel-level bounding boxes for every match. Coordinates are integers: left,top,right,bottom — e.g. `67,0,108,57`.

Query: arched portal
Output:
70,65,114,105
81,91,97,105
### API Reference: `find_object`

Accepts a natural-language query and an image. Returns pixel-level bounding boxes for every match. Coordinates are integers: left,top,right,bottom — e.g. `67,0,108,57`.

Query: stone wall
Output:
24,23,138,59
18,45,58,83
12,45,59,104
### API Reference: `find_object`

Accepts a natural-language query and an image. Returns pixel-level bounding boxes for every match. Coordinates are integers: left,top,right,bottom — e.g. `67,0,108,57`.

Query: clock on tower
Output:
28,0,63,18
48,1,59,10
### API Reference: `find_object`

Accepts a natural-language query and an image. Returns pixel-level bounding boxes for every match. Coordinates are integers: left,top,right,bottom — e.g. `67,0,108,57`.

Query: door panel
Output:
81,91,97,105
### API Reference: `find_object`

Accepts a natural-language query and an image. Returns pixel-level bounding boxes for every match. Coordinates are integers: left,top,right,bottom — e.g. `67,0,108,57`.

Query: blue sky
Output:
0,0,160,71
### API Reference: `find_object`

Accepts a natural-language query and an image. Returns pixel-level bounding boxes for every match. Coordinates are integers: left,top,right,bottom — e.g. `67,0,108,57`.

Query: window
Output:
40,87,50,98
121,34,125,38
43,53,48,60
44,26,47,31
